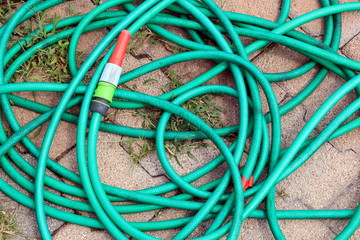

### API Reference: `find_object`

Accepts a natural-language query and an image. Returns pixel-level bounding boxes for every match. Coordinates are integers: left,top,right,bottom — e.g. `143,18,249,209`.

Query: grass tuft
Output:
91,0,101,6
1,1,74,84
122,70,224,165
0,206,23,240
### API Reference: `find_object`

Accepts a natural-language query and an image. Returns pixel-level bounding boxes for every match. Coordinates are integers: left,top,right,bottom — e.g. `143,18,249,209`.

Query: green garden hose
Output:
0,0,359,239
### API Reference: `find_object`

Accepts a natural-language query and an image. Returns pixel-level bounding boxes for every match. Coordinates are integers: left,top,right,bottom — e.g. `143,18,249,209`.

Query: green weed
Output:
15,39,71,83
0,0,23,25
277,188,290,198
91,0,101,6
139,70,225,131
120,138,155,164
4,6,73,83
121,137,211,166
124,70,224,165
218,0,227,9
0,206,22,240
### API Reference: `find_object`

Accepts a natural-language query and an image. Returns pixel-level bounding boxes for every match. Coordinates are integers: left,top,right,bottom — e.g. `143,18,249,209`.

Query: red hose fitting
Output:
241,176,254,191
109,30,131,67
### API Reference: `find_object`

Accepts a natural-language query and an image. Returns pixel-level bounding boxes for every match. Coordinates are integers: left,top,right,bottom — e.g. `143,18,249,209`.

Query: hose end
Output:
91,30,130,115
109,30,131,67
241,176,254,191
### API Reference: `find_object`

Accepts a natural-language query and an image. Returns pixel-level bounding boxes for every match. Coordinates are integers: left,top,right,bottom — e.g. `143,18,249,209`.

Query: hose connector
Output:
90,30,130,115
241,175,254,191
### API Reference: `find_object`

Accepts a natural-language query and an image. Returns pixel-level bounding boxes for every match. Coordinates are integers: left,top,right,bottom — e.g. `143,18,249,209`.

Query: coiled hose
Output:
0,0,359,239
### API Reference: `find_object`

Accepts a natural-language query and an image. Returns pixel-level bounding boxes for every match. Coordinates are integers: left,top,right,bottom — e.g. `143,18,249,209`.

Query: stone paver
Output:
96,131,168,190
236,219,274,240
0,154,68,239
76,29,110,57
253,43,314,97
326,176,360,237
121,54,170,97
12,104,77,160
58,132,169,191
53,224,112,240
276,143,359,209
275,198,336,240
58,131,168,225
138,140,222,178
330,128,360,155
279,218,336,240
146,208,215,239
302,72,357,131
0,191,66,240
216,0,283,22
279,102,308,148
289,0,324,37
342,32,360,62
46,0,95,18
145,209,196,239
290,0,360,46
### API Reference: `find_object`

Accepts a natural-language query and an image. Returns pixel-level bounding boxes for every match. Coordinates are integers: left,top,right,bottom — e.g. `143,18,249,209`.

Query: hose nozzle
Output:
90,30,131,115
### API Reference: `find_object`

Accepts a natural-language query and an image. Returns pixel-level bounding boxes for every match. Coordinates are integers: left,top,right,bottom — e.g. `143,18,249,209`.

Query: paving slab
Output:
0,192,66,240
279,218,336,240
236,219,274,240
46,0,95,18
325,176,360,237
289,0,325,37
215,0,283,22
0,154,69,240
97,133,166,189
131,30,234,89
279,101,308,149
12,104,77,160
276,142,359,209
252,42,316,97
272,48,360,154
302,72,357,131
58,131,168,191
121,54,170,98
145,208,213,239
342,32,360,62
275,197,337,239
58,131,169,224
254,44,309,74
76,28,110,57
53,223,112,240
290,0,360,47
330,127,360,155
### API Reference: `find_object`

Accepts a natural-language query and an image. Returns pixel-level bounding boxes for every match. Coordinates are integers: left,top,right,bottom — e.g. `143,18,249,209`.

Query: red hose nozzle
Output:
109,30,131,67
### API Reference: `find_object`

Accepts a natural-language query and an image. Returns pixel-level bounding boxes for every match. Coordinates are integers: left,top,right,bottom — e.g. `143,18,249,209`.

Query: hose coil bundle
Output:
0,0,359,239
